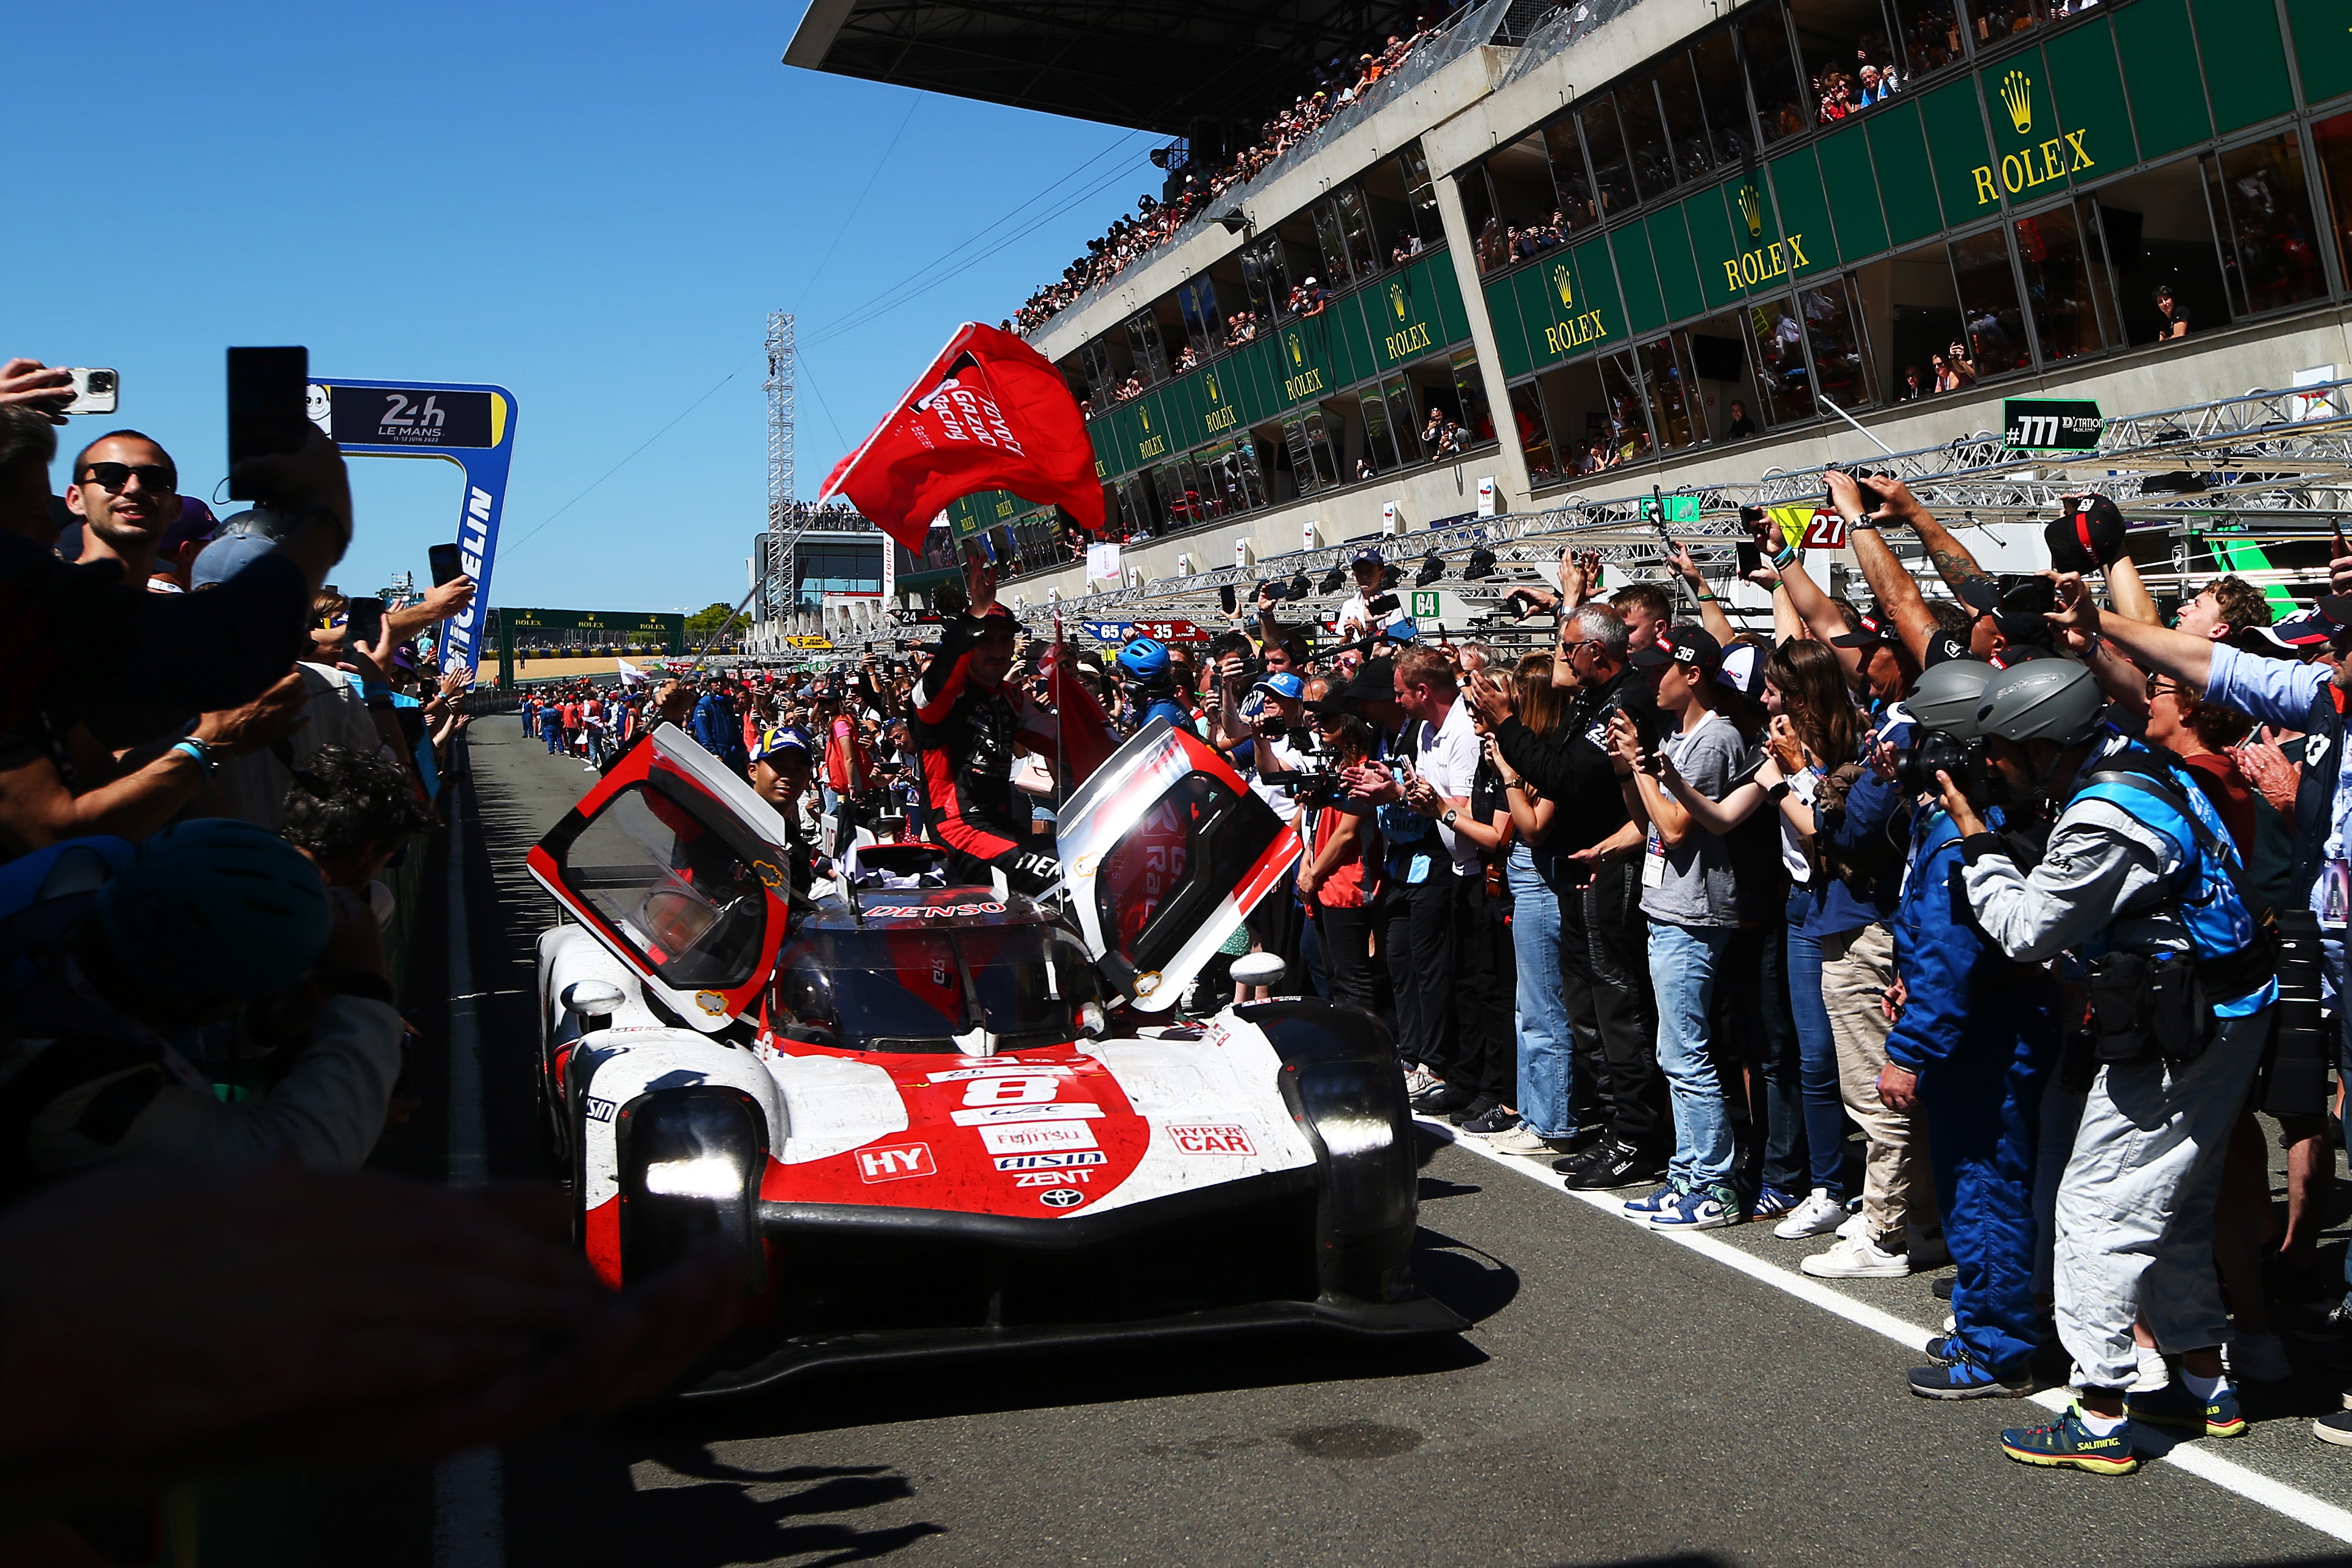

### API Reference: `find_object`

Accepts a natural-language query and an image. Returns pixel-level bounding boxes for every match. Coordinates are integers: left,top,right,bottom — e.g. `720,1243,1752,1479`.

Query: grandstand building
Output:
791,0,2352,610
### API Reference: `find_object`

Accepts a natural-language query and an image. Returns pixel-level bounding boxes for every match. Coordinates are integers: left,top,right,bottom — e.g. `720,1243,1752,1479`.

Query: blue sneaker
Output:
1910,1346,2033,1399
2001,1406,2140,1475
1921,1335,1963,1366
2127,1379,2247,1438
1750,1183,1801,1218
1622,1180,1685,1217
1650,1183,1743,1231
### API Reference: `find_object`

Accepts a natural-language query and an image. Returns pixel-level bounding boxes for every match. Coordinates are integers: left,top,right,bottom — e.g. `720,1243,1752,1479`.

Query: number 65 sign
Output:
308,377,519,676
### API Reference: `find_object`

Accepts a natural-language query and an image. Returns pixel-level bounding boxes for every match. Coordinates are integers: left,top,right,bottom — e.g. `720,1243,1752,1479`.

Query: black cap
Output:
1307,695,1354,721
1343,655,1397,702
1919,629,1975,668
2046,494,2127,574
1630,623,1723,671
1830,612,1902,649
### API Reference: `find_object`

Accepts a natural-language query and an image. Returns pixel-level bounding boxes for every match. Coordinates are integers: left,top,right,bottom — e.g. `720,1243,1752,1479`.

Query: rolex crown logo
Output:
1139,407,1150,431
1739,184,1763,238
1288,335,1302,367
2001,69,2032,135
1554,263,1574,308
1391,281,1408,321
1206,372,1219,401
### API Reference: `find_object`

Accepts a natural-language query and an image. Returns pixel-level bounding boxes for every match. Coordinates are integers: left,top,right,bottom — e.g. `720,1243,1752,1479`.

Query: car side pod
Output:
617,1086,770,1288
1243,1000,1455,1325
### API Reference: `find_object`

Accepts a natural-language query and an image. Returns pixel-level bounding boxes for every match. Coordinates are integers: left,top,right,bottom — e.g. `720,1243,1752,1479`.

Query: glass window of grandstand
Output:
1743,7,1810,148
1281,410,1344,494
1200,439,1268,514
1616,71,1679,202
1683,319,1765,442
1363,144,1446,264
1382,375,1424,465
1851,239,1965,397
1690,29,1755,166
1268,214,1334,316
1744,292,1815,423
1803,274,1876,408
1655,49,1718,185
1581,95,1640,221
1789,0,1902,122
1891,0,1966,82
2013,197,2124,365
2203,131,2331,320
1637,332,1707,451
2089,158,2231,346
1076,338,1120,409
1963,0,2048,49
1125,309,1171,387
1324,393,1377,484
1508,382,1560,487
1949,225,2030,378
1475,135,1565,275
1176,277,1224,366
1597,349,1660,464
1542,117,1602,236
1524,356,1640,478
1358,384,1405,476
2314,110,2352,292
1451,350,1495,448
1240,233,1295,322
1112,477,1149,539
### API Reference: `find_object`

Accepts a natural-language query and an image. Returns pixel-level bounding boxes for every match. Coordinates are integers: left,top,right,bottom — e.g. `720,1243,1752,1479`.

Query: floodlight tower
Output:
765,310,796,629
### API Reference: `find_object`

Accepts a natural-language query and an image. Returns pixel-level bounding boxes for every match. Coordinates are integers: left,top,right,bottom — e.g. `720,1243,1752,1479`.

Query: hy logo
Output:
2001,69,2033,135
1389,281,1409,322
1738,184,1764,238
1553,263,1574,309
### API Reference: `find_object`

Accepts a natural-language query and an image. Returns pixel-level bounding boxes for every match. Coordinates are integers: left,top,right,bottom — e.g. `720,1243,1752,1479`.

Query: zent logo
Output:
856,1142,935,1183
1037,1187,1086,1208
1170,1124,1255,1155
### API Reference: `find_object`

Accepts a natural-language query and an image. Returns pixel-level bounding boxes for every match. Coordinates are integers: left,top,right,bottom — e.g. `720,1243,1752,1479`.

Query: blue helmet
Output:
97,819,333,996
1117,637,1172,683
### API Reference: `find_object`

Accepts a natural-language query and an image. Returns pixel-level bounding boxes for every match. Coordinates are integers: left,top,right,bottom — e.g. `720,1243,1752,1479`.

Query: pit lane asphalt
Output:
448,716,2352,1568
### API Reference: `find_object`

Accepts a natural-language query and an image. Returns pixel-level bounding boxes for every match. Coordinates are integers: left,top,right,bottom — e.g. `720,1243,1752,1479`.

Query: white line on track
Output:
435,754,506,1568
1419,1115,2352,1544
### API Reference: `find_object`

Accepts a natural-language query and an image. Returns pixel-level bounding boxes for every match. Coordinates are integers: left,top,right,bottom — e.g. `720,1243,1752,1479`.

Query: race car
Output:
525,717,1461,1396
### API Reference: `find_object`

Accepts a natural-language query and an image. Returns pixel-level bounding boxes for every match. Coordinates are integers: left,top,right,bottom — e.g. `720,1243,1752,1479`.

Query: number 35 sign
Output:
309,378,519,676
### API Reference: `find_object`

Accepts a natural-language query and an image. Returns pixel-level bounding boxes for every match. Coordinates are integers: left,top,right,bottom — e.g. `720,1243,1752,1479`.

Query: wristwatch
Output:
1441,807,1458,827
1766,779,1791,802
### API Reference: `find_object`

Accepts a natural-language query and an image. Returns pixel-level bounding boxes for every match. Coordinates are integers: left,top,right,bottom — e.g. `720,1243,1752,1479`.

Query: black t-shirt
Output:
1727,413,1757,436
2161,301,2191,336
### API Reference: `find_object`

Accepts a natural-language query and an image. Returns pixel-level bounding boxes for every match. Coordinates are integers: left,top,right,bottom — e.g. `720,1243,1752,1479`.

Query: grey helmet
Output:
1905,657,1997,736
1974,659,2105,746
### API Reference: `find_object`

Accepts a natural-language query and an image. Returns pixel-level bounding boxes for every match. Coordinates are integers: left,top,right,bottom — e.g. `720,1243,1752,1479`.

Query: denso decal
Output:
994,1150,1109,1170
950,1103,1106,1126
1170,1123,1255,1155
584,1097,616,1123
864,902,1006,918
978,1121,1099,1155
855,1142,935,1182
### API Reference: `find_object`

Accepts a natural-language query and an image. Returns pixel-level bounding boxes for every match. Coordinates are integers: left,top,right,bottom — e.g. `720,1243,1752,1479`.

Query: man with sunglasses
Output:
66,433,181,585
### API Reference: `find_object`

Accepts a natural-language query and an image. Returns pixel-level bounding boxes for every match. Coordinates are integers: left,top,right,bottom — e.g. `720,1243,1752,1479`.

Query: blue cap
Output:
1254,671,1305,699
1351,546,1384,567
190,532,277,590
750,725,812,763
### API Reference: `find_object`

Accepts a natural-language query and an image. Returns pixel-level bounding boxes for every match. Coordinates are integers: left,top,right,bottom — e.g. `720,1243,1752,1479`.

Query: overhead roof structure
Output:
783,0,1425,135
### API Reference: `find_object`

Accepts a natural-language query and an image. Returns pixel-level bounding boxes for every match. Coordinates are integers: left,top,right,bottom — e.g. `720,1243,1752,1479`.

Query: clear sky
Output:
16,1,1153,613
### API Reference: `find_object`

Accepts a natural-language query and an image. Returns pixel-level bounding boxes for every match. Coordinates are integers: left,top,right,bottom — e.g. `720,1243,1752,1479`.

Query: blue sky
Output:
16,1,1151,613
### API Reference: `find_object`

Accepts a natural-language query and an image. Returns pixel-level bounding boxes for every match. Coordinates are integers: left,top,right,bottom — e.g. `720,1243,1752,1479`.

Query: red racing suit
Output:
912,609,1061,894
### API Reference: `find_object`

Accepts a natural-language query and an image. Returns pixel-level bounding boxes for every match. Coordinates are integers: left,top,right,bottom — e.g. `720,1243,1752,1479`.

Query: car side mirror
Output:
1229,953,1284,990
560,979,626,1028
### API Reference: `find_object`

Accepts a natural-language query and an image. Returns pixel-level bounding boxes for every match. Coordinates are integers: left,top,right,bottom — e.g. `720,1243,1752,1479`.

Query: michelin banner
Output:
309,377,519,676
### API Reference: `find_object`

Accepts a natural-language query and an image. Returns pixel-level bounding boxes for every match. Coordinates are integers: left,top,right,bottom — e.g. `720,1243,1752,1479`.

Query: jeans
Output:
1783,894,1852,1197
1508,847,1574,1139
1648,920,1735,1188
1715,915,1804,1194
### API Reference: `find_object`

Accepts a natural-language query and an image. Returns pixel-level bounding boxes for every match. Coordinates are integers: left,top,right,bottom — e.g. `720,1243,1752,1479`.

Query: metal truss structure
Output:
763,311,797,624
803,378,2352,657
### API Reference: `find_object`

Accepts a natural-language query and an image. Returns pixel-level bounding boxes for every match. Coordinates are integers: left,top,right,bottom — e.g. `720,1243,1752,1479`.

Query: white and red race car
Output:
526,718,1461,1396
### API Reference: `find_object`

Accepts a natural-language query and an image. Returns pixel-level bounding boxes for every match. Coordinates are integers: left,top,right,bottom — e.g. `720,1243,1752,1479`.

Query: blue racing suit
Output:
1885,805,2058,1375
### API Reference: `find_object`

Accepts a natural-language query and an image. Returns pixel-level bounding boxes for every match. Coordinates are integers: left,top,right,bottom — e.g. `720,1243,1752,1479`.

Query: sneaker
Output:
2225,1333,2293,1385
1402,1065,1438,1097
2001,1406,2141,1475
1622,1181,1686,1217
2127,1380,2247,1438
1651,1183,1743,1231
1773,1188,1846,1240
1910,1347,2033,1399
1802,1232,1912,1279
1922,1334,1962,1365
1835,1209,1868,1241
1750,1184,1801,1218
1459,1104,1519,1136
1483,1125,1562,1156
1907,1232,1952,1269
1410,1083,1476,1117
2315,1410,2352,1447
1560,1141,1664,1190
1447,1093,1501,1127
1932,1275,1956,1302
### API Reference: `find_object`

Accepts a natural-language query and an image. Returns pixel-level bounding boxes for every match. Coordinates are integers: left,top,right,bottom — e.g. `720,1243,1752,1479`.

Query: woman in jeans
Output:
1480,657,1580,1157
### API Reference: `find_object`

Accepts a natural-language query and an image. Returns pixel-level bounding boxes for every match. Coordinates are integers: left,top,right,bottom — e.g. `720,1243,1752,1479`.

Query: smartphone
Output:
1218,584,1237,614
226,347,310,500
63,369,119,415
1366,593,1400,615
346,595,385,648
428,543,464,586
1736,539,1763,576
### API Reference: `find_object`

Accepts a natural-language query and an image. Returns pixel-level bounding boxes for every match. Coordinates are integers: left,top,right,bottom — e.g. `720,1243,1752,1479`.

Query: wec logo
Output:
856,1142,935,1182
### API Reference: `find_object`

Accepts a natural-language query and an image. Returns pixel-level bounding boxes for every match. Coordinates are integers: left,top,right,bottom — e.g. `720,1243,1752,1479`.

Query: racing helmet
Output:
1117,637,1172,685
1906,657,1997,736
1973,659,2105,747
97,819,332,995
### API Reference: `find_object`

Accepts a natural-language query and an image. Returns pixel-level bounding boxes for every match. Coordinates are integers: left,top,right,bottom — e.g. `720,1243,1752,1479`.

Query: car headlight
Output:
642,1154,748,1199
620,1087,766,1283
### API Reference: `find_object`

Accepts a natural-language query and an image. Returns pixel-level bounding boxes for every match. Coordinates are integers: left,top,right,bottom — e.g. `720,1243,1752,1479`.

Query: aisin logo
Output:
1738,185,1764,238
2001,69,2033,135
1553,263,1574,309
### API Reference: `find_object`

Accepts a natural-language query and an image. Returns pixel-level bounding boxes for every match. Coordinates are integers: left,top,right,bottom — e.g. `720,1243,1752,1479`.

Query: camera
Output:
1890,729,1987,798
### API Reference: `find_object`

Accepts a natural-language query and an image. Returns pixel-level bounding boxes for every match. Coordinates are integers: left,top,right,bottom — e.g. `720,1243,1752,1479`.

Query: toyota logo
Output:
1037,1188,1084,1209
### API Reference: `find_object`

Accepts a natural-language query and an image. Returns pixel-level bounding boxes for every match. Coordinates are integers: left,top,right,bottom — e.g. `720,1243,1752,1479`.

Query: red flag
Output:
818,323,1104,549
1043,640,1122,791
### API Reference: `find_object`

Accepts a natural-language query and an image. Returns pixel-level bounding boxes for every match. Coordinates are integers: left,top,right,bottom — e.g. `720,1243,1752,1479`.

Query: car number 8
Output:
962,1075,1061,1106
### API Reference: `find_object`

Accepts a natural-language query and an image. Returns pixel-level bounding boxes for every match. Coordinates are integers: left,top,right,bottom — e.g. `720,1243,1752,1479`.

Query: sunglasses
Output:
80,462,178,493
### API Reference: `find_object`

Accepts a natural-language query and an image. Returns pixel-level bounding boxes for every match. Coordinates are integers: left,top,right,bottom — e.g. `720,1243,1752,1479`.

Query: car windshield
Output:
770,922,1101,1053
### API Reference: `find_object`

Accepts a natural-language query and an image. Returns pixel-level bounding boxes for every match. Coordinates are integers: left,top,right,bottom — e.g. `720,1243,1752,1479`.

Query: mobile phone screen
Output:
226,347,310,499
428,543,464,586
1737,540,1762,576
346,596,385,647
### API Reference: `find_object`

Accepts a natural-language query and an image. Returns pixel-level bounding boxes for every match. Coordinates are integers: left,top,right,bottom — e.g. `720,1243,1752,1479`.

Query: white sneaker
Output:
2227,1333,2293,1384
1483,1126,1558,1156
1801,1233,1912,1279
1402,1066,1437,1097
1773,1187,1846,1240
1836,1208,1868,1241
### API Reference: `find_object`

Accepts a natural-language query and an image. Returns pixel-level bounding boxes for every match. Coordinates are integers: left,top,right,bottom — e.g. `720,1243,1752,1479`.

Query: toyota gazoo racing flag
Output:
818,323,1105,548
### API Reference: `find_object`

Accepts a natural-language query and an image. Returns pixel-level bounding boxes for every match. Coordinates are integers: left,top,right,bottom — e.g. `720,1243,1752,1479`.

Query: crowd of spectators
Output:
0,357,744,1553
1015,19,1450,333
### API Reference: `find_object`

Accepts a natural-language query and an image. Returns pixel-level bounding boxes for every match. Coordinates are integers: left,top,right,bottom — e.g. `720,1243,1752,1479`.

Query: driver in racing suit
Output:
912,553,1061,896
